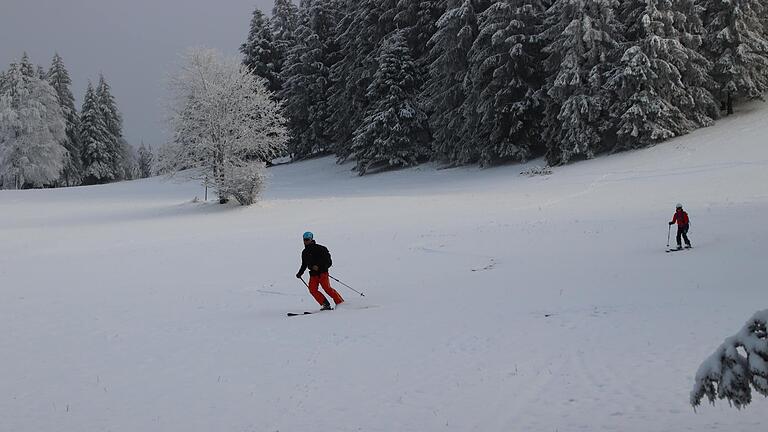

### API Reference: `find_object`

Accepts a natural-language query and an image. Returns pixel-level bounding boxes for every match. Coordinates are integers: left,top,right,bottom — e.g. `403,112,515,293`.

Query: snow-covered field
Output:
2,103,767,432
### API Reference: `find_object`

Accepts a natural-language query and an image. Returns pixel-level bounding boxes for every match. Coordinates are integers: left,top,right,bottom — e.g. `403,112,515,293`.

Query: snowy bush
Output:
691,309,768,409
162,47,288,205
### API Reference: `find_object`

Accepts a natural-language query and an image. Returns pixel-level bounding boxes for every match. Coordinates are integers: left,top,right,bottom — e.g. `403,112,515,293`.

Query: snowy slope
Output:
1,103,767,432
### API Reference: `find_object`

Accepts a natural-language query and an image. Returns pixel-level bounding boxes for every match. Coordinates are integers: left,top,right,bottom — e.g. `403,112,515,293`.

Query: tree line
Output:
241,0,768,174
0,52,154,189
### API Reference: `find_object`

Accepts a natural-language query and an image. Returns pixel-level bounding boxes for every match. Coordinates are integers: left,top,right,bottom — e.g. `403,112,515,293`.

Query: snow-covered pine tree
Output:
241,7,281,93
603,0,715,151
272,0,300,90
280,9,333,159
350,31,430,174
163,48,288,205
80,82,114,184
423,0,479,164
691,309,768,409
117,138,138,180
280,0,344,160
47,53,83,186
95,75,125,180
701,0,768,114
394,0,447,61
19,53,36,78
302,0,344,41
762,4,768,38
138,141,153,178
0,62,67,189
459,0,548,166
671,0,720,125
327,0,399,159
540,0,624,165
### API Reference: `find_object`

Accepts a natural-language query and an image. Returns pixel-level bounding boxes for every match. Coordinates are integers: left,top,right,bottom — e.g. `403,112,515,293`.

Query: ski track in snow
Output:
1,103,768,431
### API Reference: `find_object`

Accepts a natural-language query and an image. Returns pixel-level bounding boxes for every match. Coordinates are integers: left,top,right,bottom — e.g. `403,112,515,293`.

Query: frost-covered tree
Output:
328,0,399,158
138,141,154,178
350,31,430,174
80,82,115,184
47,53,83,186
241,8,281,92
701,0,768,114
394,0,447,60
96,75,125,180
540,0,624,164
423,0,478,163
272,0,300,43
604,0,717,150
271,0,300,88
280,17,333,158
117,139,138,180
19,53,36,78
459,0,548,165
0,62,67,189
302,0,344,42
691,309,768,409
163,48,288,205
280,0,343,159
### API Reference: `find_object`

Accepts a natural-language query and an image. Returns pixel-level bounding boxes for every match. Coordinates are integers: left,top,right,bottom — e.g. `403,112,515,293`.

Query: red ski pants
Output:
308,273,344,305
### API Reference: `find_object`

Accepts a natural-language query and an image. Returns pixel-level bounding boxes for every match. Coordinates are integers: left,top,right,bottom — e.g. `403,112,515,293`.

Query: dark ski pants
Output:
676,224,691,247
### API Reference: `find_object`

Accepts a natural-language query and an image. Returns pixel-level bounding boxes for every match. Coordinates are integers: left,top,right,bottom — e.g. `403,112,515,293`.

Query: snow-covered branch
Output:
691,309,768,409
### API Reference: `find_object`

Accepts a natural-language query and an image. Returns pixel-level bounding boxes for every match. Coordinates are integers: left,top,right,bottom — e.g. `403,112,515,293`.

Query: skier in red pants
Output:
296,232,344,310
669,203,692,250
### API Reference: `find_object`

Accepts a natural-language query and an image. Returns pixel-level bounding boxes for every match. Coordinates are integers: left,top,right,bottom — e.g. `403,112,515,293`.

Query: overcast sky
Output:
0,0,282,147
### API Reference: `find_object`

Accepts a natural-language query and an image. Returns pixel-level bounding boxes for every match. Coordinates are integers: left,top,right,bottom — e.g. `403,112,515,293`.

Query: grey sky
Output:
0,0,282,147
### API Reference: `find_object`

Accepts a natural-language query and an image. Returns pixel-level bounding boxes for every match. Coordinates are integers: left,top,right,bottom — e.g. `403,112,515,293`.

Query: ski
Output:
666,246,692,253
287,308,332,317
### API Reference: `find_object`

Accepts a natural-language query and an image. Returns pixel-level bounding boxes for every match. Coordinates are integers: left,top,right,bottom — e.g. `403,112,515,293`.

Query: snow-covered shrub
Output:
691,309,768,409
162,47,288,205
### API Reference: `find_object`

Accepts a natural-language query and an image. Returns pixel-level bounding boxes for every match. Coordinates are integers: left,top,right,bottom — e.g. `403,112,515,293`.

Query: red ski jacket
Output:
671,210,689,226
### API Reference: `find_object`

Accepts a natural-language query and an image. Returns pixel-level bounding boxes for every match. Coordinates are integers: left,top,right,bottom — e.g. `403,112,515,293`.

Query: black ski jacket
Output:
298,241,332,276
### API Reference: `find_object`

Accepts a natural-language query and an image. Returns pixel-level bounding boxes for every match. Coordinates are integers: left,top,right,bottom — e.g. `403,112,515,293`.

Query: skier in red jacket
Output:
669,203,692,250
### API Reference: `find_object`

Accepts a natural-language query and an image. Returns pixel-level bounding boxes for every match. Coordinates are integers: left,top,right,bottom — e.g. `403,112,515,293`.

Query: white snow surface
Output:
2,103,768,431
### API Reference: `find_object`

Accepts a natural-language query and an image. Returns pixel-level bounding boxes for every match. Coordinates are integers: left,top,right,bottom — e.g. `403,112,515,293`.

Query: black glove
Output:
296,272,303,279
668,221,674,225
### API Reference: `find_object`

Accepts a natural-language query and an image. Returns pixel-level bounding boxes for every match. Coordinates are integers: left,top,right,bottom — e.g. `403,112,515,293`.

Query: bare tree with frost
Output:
162,48,288,205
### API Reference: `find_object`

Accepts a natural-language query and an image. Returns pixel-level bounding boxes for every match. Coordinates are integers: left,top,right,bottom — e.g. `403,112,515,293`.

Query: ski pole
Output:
666,224,671,249
329,275,365,297
299,277,309,288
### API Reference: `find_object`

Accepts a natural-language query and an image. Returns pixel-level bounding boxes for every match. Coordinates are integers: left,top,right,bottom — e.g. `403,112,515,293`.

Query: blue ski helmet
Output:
303,231,314,240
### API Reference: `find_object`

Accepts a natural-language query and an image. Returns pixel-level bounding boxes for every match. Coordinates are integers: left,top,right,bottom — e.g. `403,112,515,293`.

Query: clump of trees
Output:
241,0,768,174
0,52,142,189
